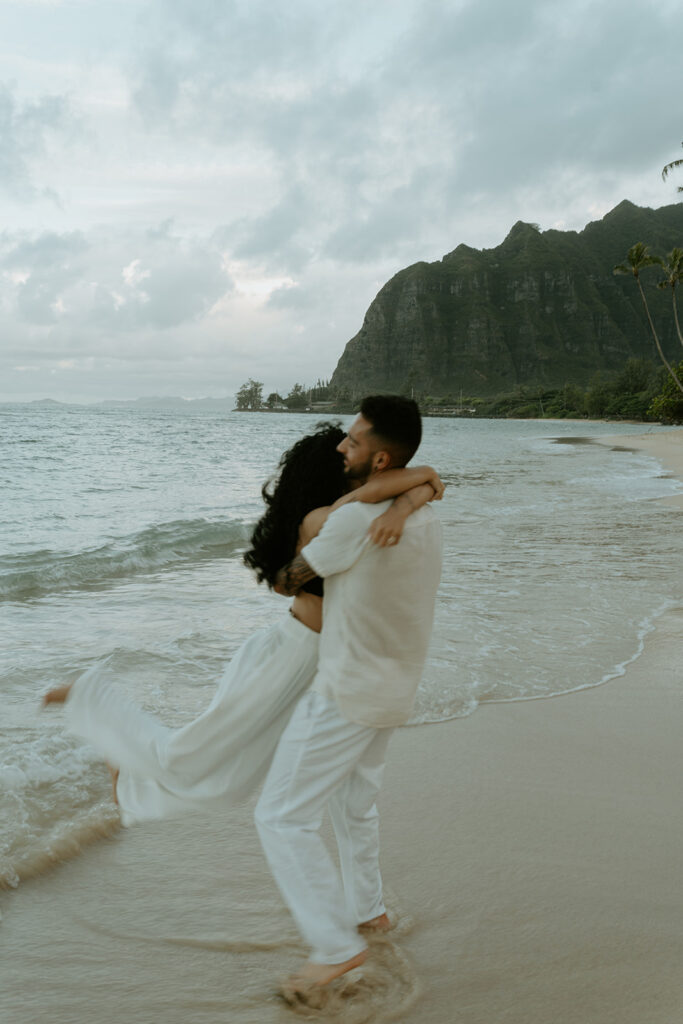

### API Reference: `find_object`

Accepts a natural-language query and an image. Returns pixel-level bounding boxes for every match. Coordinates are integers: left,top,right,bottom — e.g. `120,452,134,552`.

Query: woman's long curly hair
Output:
243,422,346,588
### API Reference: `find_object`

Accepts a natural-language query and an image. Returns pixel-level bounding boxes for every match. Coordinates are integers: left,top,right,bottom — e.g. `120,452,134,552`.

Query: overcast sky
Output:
2,0,682,403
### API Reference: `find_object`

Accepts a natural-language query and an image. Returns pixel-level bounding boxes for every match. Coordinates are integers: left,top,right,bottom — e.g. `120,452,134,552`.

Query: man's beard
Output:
343,456,374,485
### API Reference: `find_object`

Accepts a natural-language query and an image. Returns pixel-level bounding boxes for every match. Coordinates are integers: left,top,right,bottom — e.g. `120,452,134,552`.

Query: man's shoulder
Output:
403,503,439,529
302,498,391,579
328,499,392,528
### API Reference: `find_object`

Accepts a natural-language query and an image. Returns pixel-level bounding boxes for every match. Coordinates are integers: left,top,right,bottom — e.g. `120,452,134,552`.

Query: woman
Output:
43,422,441,826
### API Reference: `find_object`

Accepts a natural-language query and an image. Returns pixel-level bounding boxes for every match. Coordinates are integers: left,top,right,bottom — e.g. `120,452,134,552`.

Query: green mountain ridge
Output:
329,200,683,398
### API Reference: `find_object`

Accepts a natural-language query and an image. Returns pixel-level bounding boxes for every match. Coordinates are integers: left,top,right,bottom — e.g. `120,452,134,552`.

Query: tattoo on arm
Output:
275,554,317,595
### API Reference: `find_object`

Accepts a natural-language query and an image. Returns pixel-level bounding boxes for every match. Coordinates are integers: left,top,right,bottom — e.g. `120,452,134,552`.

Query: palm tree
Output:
662,142,683,192
656,247,683,350
614,243,683,395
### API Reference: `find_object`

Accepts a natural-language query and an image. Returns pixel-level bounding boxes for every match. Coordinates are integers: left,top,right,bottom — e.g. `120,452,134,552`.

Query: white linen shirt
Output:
300,499,442,728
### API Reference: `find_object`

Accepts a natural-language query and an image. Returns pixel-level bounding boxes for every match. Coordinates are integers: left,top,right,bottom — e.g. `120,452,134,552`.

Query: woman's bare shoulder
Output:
298,506,331,548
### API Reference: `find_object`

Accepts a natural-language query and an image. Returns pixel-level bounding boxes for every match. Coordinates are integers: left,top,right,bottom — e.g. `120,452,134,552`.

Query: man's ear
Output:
372,450,392,472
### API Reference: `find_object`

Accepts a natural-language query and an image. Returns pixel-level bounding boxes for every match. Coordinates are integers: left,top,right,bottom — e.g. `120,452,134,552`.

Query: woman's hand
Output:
367,503,408,547
425,470,445,500
367,474,445,546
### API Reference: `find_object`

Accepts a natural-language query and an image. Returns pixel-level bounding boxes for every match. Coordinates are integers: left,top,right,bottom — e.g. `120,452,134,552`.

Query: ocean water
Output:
1,405,682,890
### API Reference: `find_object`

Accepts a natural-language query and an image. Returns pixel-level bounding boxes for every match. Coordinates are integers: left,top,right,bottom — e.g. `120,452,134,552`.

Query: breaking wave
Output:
1,518,251,601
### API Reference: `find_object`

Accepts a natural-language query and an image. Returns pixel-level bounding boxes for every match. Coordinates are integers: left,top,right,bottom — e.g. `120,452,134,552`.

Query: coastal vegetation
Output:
234,378,264,410
648,360,683,423
234,355,682,424
613,243,683,396
235,379,331,411
416,357,682,423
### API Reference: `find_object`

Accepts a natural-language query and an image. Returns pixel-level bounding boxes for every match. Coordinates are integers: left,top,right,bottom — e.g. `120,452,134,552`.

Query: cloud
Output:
0,223,233,336
225,184,313,269
0,82,77,201
127,1,433,269
397,0,681,192
125,0,683,268
2,0,682,402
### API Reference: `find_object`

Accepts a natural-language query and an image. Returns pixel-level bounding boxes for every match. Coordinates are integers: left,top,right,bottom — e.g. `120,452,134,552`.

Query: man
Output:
254,395,443,994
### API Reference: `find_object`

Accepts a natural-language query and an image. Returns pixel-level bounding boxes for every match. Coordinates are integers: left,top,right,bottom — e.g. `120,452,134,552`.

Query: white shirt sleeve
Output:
300,502,379,579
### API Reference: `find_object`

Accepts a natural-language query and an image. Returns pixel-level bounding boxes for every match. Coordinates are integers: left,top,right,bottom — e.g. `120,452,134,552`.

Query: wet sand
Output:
599,426,683,509
1,429,681,1024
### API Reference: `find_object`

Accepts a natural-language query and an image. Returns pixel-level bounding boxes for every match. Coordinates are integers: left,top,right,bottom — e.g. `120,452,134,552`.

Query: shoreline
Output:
1,430,681,1023
595,426,683,508
5,397,683,427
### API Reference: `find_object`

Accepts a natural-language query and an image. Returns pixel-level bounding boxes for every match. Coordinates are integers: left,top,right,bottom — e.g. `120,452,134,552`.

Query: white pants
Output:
254,690,393,964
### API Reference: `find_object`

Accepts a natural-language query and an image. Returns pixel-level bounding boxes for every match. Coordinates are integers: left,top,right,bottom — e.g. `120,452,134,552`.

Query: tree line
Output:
235,360,682,423
426,358,680,422
234,379,333,411
612,244,683,421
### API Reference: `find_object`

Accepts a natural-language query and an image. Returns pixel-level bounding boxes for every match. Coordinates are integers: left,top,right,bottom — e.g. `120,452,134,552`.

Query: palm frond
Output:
614,242,660,277
662,142,683,181
669,247,683,276
657,247,683,289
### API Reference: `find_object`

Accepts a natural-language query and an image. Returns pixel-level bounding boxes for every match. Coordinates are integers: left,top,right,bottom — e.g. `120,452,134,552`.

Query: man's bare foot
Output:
42,683,73,706
358,912,392,933
282,949,366,1000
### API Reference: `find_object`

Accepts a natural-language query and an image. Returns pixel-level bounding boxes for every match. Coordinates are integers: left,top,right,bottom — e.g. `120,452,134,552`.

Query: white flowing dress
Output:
65,613,319,826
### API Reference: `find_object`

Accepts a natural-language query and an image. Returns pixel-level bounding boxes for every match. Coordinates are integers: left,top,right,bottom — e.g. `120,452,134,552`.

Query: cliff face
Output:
329,201,683,397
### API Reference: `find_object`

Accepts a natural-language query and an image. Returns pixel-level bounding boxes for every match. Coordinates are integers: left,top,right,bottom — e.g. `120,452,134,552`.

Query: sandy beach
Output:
1,428,681,1024
602,427,683,508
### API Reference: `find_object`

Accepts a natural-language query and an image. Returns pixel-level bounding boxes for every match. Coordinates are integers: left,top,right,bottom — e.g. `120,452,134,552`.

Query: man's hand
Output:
274,554,317,596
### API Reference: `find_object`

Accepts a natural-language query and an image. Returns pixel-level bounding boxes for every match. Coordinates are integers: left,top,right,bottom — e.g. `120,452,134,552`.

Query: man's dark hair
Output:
359,395,422,468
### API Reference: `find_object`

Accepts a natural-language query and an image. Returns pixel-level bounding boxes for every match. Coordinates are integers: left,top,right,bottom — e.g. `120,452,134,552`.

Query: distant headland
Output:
328,200,683,401
233,200,683,423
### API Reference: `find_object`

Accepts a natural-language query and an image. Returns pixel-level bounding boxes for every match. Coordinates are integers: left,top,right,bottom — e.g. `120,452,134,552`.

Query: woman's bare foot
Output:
282,949,366,1000
358,912,392,933
42,683,73,706
107,764,120,806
